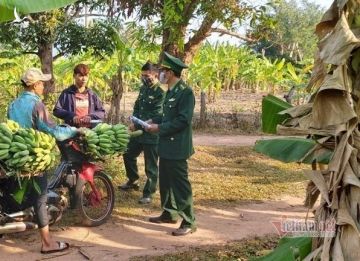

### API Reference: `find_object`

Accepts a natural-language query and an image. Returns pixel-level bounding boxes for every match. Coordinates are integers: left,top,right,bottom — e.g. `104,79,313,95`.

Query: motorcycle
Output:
0,134,115,235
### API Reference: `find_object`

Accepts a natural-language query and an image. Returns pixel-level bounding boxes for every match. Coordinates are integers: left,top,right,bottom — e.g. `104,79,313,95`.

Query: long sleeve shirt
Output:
8,91,77,141
53,85,105,126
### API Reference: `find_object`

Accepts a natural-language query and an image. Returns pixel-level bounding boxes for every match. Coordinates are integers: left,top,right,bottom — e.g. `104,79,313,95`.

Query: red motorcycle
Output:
47,135,115,226
0,134,115,236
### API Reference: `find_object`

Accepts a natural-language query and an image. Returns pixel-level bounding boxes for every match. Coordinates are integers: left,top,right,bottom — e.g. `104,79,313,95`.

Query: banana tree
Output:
283,62,313,105
255,0,360,260
54,52,117,103
260,57,287,93
53,28,160,122
241,57,264,92
188,42,229,127
0,0,77,22
188,45,211,128
106,24,139,124
0,50,38,120
223,46,240,91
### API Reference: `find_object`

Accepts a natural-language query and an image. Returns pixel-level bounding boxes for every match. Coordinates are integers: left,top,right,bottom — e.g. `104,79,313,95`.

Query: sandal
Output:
41,241,70,254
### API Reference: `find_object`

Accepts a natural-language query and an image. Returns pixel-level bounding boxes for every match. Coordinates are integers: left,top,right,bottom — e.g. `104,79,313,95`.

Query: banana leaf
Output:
253,237,312,261
262,94,292,134
254,137,333,164
0,0,77,22
11,178,29,204
10,177,40,204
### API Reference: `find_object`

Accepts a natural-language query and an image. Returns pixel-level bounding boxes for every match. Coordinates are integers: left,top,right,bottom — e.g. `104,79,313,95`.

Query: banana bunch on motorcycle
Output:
0,120,141,176
0,120,57,175
82,123,142,158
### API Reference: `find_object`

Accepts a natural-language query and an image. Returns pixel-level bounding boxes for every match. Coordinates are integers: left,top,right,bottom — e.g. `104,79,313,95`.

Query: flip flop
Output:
41,241,70,254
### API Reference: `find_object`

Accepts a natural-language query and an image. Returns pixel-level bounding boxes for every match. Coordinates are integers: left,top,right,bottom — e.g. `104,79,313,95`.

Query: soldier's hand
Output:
145,123,159,133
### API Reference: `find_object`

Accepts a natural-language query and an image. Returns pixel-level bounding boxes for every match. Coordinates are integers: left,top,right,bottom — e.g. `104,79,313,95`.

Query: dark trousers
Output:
123,139,158,198
159,158,196,228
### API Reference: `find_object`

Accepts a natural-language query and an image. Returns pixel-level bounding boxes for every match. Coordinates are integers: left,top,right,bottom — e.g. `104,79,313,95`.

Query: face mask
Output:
141,76,154,87
159,71,168,84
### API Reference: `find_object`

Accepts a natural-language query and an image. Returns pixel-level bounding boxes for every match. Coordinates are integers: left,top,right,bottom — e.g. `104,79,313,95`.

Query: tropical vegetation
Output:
0,0,324,124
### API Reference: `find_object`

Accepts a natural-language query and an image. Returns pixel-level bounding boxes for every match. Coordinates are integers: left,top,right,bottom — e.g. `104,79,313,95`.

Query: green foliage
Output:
11,178,30,204
131,235,279,261
249,0,324,62
0,10,65,53
0,48,38,120
52,22,161,103
0,0,77,22
0,11,119,60
0,37,312,113
188,43,312,95
117,0,270,55
55,20,119,58
11,177,41,205
254,138,333,164
254,237,312,261
261,94,291,134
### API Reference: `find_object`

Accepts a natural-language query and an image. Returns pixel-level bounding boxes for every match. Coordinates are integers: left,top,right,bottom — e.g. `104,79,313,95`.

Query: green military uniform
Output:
123,82,165,198
157,53,196,229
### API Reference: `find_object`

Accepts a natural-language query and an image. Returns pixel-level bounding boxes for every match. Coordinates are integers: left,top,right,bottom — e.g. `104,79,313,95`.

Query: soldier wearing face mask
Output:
146,52,196,236
119,61,165,205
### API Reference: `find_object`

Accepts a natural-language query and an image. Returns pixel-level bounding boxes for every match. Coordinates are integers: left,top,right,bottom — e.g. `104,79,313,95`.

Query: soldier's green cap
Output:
160,52,188,74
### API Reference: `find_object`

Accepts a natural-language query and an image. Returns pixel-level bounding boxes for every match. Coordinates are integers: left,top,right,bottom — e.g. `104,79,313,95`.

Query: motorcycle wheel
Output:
75,171,115,226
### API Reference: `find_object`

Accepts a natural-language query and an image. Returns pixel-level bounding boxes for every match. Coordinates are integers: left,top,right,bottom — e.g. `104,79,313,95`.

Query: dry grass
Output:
131,235,279,261
97,145,307,218
120,90,266,115
190,146,306,206
58,145,307,259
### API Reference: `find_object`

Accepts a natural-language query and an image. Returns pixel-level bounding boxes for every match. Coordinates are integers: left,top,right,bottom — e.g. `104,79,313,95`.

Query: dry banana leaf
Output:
319,13,360,65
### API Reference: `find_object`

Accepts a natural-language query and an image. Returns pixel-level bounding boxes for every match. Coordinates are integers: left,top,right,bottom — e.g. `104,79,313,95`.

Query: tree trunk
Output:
38,41,55,97
160,10,216,67
108,70,123,124
159,1,198,62
212,90,216,103
229,79,234,91
207,87,213,103
251,83,257,93
161,27,184,58
280,44,284,55
199,90,207,128
236,82,241,90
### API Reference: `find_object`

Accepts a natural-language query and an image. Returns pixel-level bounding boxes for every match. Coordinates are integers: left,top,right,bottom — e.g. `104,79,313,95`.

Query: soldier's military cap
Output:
160,52,188,74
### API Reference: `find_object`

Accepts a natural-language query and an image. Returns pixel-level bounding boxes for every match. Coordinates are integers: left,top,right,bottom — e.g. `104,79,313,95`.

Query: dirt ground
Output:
119,90,267,115
0,134,309,261
193,133,273,146
0,196,308,261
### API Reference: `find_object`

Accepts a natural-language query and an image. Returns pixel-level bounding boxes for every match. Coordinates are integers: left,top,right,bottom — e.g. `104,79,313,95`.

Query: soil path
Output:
0,135,307,260
194,134,273,146
0,196,308,261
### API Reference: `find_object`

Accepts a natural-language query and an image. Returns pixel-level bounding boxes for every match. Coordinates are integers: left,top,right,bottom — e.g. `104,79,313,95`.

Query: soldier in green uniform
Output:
146,52,196,236
119,62,165,204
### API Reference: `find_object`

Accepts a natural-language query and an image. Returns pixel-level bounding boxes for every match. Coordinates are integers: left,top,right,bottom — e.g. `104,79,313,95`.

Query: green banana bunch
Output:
83,123,141,158
0,121,14,161
83,129,102,158
0,120,58,175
